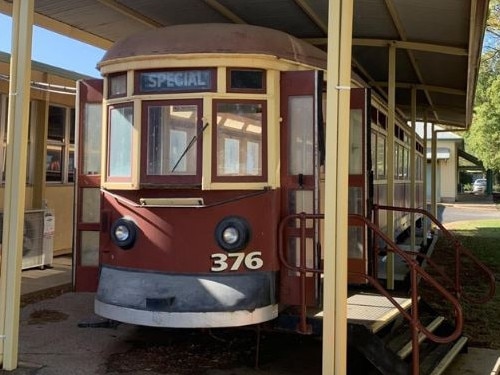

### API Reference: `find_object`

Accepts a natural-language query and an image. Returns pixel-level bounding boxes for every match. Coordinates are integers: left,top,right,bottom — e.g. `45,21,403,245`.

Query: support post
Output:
385,43,396,290
431,124,437,218
410,88,416,250
0,0,34,370
322,0,353,374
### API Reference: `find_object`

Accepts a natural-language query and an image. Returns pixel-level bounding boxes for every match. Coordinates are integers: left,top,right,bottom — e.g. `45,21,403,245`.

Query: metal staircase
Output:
276,207,495,375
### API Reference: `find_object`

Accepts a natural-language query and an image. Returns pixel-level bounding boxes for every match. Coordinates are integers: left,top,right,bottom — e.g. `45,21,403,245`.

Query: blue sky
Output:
0,13,104,77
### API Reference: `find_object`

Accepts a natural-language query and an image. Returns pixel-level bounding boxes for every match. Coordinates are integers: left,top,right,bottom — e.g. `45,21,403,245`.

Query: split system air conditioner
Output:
0,209,54,270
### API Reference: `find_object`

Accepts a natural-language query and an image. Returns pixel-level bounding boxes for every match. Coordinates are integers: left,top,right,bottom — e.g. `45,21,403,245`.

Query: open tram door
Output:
279,70,324,307
74,79,103,292
347,87,372,284
280,72,373,308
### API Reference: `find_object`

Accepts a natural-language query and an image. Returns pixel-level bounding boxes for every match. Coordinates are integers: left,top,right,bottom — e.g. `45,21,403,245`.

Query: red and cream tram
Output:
76,23,424,328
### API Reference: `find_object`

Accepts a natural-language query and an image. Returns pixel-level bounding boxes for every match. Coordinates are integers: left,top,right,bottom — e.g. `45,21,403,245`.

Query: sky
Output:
0,13,104,78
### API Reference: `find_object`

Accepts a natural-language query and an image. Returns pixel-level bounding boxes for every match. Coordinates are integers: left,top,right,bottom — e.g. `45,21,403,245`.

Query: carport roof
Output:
0,0,488,129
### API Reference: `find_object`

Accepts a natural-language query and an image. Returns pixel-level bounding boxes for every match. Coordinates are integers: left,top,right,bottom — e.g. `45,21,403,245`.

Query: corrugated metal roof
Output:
0,0,488,129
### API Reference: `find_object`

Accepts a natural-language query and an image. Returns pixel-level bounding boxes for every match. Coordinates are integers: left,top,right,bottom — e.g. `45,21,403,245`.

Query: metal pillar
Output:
322,0,353,373
0,0,34,370
385,43,396,290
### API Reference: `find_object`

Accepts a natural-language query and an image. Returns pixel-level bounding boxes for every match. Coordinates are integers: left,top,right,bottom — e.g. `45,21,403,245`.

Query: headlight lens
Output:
222,227,239,245
215,216,251,252
114,224,130,242
110,217,137,250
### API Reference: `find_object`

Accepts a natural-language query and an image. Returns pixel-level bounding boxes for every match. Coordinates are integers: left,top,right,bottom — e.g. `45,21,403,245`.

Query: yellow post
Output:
0,0,34,370
385,44,396,290
422,116,428,232
410,88,416,250
431,124,437,217
323,0,353,374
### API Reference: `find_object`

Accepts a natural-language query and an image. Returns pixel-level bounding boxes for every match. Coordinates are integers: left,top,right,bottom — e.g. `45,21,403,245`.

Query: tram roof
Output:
99,23,329,70
0,0,488,129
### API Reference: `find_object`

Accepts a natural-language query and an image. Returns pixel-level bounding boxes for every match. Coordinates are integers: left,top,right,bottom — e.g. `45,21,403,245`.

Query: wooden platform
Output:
346,293,412,333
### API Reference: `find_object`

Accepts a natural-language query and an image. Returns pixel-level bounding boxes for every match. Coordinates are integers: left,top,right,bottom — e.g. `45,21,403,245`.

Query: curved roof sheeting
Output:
0,0,489,129
100,23,328,69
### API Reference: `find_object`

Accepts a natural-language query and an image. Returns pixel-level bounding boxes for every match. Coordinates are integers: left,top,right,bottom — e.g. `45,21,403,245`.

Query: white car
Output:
472,178,487,194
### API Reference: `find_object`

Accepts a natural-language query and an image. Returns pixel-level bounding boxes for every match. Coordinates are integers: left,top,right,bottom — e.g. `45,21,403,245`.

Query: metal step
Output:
397,316,445,359
421,336,469,375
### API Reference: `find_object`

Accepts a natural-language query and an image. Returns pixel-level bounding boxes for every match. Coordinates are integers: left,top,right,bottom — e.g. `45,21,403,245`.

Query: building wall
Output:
438,140,458,203
0,54,84,258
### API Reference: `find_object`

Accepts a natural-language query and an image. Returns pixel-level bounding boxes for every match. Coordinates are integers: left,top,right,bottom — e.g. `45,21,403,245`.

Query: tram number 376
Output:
210,251,264,272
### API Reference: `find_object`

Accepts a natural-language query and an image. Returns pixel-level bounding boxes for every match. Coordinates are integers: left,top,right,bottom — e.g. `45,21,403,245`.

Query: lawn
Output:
424,219,500,349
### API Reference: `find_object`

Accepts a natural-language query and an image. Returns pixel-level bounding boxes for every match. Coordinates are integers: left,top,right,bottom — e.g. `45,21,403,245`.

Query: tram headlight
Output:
215,216,251,252
110,217,137,250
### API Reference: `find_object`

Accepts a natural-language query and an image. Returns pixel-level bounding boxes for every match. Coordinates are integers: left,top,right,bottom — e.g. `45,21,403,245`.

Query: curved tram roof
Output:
100,23,328,70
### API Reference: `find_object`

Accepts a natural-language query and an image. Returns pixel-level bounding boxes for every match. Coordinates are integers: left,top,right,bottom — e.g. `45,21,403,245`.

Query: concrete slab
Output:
443,347,500,375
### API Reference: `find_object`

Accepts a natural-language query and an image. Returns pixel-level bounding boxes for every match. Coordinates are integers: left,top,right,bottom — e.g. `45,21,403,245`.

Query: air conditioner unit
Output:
0,209,54,270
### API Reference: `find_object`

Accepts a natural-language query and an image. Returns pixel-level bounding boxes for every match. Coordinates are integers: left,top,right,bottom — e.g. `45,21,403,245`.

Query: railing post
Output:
410,267,420,375
299,213,308,334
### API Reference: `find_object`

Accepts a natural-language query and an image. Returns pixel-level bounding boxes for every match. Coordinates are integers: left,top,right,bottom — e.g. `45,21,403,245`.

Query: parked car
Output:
472,178,487,194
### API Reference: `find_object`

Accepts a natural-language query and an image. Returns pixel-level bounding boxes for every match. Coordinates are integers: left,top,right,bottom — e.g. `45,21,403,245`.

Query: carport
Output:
0,1,489,374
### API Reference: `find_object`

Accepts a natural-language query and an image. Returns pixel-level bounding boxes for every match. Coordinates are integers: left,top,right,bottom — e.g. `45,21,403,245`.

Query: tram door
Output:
348,88,371,284
280,71,323,306
74,79,103,291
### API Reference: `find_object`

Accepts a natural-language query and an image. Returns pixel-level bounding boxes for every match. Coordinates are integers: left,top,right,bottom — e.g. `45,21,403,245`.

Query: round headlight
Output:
215,216,251,252
110,217,137,250
222,227,239,245
114,224,130,242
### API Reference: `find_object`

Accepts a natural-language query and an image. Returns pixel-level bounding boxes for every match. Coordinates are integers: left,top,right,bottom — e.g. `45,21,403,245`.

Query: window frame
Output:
226,68,266,94
105,102,134,183
140,99,203,186
107,72,128,99
211,99,268,183
46,104,75,184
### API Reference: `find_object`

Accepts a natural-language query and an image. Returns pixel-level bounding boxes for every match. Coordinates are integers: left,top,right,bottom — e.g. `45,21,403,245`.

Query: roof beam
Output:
373,82,466,96
202,0,247,24
353,39,468,56
0,0,113,50
294,0,327,34
96,0,163,28
384,0,438,122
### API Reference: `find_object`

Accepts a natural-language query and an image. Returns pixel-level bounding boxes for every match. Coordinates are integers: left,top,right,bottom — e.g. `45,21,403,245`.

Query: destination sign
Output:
139,70,213,93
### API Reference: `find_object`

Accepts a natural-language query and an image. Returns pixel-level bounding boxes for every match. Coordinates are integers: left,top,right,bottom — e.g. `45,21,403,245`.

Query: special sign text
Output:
139,70,212,93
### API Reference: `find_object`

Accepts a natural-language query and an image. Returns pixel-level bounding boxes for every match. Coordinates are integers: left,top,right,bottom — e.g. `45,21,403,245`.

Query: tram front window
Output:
213,101,266,181
145,101,199,177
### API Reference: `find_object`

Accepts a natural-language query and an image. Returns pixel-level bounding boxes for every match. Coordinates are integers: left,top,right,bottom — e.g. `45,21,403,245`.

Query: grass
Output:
427,219,500,348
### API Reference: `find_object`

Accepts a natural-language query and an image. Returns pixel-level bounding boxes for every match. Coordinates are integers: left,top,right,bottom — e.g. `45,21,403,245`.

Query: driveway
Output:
438,194,499,225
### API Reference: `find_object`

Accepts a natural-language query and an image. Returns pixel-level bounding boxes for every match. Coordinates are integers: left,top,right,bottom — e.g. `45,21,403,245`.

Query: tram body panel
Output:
99,189,280,273
97,188,281,327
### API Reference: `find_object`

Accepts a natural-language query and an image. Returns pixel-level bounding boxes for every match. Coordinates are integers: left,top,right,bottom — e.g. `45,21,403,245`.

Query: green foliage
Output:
466,0,500,172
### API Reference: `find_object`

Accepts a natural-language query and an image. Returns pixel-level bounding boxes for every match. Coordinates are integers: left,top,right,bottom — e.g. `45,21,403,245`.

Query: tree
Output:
465,0,500,172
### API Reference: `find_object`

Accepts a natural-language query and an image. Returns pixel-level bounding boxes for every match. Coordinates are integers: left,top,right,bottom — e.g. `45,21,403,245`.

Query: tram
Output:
82,23,425,328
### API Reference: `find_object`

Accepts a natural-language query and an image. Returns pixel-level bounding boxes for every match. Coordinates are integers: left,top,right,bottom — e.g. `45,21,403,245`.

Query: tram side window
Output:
107,104,133,180
82,103,102,175
376,134,386,179
349,109,363,175
289,96,314,175
213,100,266,182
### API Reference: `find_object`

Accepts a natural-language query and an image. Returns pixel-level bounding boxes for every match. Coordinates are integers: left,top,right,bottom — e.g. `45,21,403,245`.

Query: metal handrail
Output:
278,212,464,375
374,204,496,304
278,213,323,334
